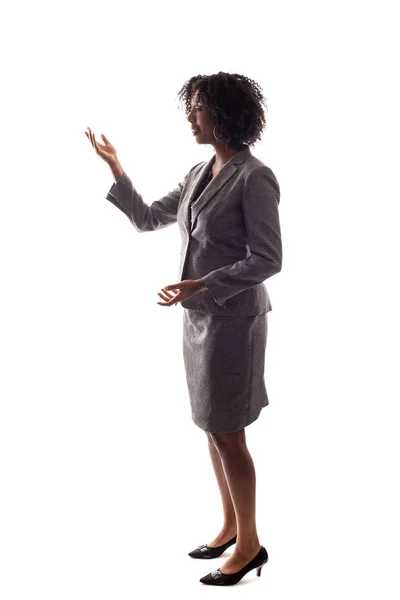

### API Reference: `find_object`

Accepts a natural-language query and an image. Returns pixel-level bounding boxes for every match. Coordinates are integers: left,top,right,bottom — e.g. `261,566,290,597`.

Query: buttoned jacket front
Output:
106,146,282,316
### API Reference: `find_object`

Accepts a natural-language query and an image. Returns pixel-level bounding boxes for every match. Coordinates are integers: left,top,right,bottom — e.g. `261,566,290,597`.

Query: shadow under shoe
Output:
188,535,237,559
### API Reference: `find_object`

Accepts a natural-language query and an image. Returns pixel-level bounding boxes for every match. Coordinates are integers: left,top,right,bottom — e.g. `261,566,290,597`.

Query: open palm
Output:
85,127,118,165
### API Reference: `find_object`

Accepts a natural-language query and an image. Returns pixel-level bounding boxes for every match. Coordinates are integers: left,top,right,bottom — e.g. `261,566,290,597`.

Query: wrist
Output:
109,159,124,181
196,278,207,292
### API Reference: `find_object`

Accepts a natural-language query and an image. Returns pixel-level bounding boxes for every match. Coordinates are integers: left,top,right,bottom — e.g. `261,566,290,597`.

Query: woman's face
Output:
187,89,215,146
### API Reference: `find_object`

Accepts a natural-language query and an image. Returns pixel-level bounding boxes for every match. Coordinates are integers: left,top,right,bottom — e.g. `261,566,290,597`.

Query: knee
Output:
206,431,217,447
205,431,224,449
208,429,246,452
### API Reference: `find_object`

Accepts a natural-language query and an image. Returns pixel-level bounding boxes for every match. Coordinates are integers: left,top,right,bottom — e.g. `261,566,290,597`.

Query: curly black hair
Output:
176,71,268,150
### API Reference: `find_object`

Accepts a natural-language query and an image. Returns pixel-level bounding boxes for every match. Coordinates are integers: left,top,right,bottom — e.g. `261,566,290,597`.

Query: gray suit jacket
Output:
105,145,282,316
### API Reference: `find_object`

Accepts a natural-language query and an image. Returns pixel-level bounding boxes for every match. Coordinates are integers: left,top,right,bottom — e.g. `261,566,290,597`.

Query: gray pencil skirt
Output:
182,308,269,433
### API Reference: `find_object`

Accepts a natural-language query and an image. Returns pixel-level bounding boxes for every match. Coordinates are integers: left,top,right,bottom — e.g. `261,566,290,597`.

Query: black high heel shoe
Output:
188,535,237,559
199,545,268,585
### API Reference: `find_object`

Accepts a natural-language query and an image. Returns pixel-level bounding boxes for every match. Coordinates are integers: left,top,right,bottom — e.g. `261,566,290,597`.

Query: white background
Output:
1,0,399,598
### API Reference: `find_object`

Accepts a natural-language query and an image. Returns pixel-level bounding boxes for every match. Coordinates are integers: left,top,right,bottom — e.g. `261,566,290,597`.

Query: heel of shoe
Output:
256,556,269,577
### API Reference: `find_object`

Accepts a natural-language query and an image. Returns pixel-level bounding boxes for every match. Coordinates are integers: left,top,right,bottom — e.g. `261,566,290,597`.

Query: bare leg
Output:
210,428,261,574
205,432,238,547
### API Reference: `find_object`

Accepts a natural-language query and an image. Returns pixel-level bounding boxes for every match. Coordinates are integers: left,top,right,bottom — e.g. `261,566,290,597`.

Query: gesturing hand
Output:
157,279,204,307
85,127,118,166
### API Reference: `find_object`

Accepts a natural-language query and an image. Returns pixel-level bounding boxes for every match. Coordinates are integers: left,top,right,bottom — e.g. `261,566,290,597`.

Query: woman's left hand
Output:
157,279,204,307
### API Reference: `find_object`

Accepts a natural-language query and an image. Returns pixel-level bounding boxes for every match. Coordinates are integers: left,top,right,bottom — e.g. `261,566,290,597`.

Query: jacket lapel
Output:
183,146,251,233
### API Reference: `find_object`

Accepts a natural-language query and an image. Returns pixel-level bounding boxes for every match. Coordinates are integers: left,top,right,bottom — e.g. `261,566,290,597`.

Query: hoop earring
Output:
213,125,222,142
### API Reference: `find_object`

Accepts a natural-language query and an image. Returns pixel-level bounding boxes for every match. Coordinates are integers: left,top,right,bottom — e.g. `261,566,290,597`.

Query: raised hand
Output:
85,127,118,166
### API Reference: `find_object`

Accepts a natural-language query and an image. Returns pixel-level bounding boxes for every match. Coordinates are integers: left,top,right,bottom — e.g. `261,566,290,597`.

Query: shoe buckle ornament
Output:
211,569,223,581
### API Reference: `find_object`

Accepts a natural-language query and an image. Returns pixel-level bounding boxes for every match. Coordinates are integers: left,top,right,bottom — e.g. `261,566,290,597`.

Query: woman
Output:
85,71,282,586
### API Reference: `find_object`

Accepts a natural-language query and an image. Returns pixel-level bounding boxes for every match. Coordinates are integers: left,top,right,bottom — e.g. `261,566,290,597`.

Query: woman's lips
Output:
192,129,200,134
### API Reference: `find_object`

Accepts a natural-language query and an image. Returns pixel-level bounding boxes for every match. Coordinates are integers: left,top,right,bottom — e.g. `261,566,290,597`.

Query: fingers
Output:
85,127,97,151
157,295,176,306
93,132,99,150
85,127,100,149
156,282,190,306
158,288,175,301
85,128,111,146
164,283,182,291
86,127,110,160
86,127,93,143
156,280,199,307
157,287,183,306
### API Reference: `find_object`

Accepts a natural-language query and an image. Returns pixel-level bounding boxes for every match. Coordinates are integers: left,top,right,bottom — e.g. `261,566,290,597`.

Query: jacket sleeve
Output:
201,165,282,307
105,164,201,232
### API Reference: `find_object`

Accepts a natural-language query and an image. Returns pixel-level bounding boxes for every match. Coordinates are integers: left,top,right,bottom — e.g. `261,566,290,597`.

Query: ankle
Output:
235,537,261,554
222,523,237,534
